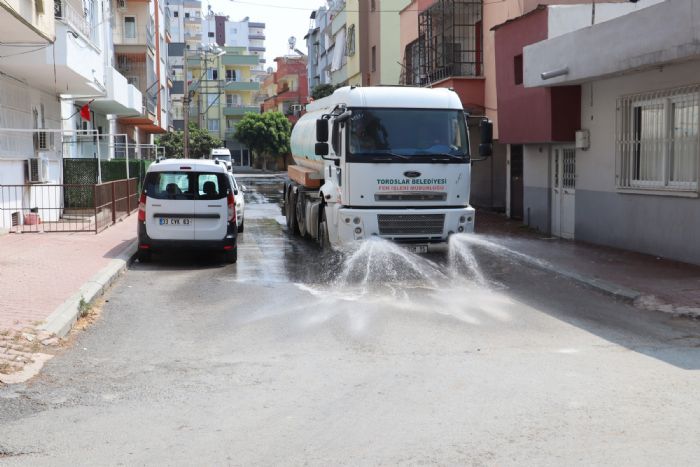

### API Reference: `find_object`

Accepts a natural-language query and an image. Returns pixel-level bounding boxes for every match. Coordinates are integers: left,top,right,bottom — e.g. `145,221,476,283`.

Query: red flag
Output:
80,104,91,121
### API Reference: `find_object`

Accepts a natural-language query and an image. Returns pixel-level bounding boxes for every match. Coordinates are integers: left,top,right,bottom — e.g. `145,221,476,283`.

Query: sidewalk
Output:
475,211,700,318
0,215,137,332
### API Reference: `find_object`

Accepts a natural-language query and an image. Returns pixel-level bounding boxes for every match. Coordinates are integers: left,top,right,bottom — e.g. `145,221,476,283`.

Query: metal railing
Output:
0,179,138,234
55,0,97,44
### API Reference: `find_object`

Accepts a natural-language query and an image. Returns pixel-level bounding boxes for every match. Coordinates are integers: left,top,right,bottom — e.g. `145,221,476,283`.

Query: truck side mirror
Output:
316,119,328,142
315,142,329,156
479,118,493,158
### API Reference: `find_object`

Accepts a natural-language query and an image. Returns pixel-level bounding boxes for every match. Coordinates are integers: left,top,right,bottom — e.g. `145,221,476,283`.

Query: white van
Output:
137,159,238,263
209,147,232,171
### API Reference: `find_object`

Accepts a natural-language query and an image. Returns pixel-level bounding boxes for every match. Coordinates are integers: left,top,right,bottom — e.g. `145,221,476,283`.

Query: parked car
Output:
209,147,233,172
228,174,246,232
137,159,238,263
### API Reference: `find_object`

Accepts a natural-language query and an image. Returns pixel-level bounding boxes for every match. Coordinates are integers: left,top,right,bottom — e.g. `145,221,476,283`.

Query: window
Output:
144,172,228,200
371,46,376,72
226,69,237,82
514,54,523,85
124,17,136,39
174,11,178,17
207,68,218,80
346,25,355,56
347,108,469,162
208,32,215,38
207,94,217,107
185,12,190,18
208,119,220,132
226,94,241,107
617,85,699,192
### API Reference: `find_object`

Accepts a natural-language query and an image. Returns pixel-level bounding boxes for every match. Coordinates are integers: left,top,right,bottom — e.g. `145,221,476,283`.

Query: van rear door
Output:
193,172,230,240
144,170,196,240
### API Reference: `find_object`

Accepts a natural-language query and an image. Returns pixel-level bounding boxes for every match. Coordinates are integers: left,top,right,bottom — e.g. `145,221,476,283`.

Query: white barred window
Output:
616,85,699,192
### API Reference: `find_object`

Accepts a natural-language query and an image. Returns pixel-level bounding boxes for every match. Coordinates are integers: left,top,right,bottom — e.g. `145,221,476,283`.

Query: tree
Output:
155,123,223,159
311,83,341,100
235,112,291,170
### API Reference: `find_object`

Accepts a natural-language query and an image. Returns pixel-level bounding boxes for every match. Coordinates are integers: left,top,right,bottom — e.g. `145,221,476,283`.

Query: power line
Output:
0,43,51,58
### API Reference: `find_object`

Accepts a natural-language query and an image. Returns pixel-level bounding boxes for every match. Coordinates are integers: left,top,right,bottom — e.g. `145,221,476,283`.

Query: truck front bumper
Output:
334,206,476,249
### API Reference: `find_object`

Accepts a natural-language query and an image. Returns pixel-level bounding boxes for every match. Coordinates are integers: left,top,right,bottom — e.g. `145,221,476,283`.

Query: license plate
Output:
158,217,191,226
406,244,428,254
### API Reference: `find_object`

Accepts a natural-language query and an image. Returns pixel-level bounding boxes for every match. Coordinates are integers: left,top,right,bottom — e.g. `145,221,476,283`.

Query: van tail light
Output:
227,192,236,223
137,193,146,222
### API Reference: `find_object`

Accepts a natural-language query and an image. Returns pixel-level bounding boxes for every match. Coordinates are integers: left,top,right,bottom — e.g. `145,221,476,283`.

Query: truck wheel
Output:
318,209,331,250
286,188,299,234
237,218,244,233
296,191,307,237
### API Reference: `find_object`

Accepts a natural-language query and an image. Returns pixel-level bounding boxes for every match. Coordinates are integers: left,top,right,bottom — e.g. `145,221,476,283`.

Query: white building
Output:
523,0,700,264
0,0,143,187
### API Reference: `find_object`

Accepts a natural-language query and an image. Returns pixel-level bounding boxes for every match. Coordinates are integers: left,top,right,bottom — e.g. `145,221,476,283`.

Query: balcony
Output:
0,20,103,94
55,0,98,45
223,106,260,116
248,34,266,40
225,81,260,92
87,67,143,116
248,22,265,29
222,54,260,66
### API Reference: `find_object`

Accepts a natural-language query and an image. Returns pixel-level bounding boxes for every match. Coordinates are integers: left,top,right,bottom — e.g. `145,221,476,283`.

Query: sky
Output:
208,0,326,70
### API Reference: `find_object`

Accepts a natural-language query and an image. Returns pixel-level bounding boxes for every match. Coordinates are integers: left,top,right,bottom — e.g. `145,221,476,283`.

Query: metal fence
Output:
0,178,138,234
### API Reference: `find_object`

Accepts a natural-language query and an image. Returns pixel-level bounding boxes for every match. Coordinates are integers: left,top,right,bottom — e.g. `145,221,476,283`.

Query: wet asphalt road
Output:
1,175,700,466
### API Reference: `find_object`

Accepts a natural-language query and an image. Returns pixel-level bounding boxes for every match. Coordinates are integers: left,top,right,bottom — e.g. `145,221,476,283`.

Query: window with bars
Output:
617,85,699,192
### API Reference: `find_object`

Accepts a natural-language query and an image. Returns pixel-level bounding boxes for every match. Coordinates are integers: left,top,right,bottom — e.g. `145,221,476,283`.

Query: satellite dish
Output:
288,36,296,51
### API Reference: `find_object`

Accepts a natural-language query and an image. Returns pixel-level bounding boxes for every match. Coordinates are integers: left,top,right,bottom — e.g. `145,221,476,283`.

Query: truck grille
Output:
377,214,445,236
375,193,447,202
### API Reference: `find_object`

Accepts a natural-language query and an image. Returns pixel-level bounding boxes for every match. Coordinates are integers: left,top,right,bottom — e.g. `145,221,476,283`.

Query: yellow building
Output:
188,46,260,164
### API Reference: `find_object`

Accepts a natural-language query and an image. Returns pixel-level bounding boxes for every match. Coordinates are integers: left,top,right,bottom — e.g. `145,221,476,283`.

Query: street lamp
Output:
183,44,225,159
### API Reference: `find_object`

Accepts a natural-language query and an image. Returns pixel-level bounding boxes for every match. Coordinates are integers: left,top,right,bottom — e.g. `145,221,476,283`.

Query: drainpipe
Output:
154,0,162,130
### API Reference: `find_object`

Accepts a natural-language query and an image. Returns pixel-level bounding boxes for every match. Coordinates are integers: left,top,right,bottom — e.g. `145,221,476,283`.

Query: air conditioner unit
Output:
117,0,127,11
36,131,54,151
27,158,41,183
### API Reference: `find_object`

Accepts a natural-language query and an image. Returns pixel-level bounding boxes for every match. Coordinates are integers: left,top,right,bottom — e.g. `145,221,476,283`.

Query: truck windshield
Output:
348,108,469,162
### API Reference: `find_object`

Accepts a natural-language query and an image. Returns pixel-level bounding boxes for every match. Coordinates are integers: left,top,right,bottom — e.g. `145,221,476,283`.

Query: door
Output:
193,171,229,241
510,145,524,220
551,146,576,239
144,171,195,241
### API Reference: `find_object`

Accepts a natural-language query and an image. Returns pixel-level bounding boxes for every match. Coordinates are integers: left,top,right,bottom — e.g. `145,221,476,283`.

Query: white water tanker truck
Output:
284,85,492,253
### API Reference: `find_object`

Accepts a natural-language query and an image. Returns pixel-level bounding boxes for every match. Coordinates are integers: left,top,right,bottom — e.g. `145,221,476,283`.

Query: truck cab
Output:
286,86,492,252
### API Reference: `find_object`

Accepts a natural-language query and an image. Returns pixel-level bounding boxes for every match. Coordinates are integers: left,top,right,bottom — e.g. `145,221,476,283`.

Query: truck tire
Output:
296,191,307,237
286,188,299,234
237,218,244,233
318,207,331,250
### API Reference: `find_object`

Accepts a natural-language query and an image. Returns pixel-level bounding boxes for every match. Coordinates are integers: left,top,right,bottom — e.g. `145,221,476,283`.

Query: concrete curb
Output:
39,238,139,338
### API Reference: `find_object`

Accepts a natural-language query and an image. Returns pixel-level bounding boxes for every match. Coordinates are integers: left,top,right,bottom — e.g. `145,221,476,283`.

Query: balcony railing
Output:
114,30,150,46
55,0,97,44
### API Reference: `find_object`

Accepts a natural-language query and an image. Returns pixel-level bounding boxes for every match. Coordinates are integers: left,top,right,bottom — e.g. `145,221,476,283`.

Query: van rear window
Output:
144,172,229,200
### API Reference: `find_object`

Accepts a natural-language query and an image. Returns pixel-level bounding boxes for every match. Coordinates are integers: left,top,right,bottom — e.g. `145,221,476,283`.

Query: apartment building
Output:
366,0,410,85
506,1,700,264
261,55,309,124
305,6,331,91
113,0,170,147
187,47,260,165
0,0,145,188
166,0,203,130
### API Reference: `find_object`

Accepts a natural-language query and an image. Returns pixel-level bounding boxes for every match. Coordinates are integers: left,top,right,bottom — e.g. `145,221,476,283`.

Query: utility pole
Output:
183,52,190,159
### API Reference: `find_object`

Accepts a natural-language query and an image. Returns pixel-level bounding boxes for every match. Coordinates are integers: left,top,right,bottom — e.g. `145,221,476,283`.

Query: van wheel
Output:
238,218,244,233
224,248,237,264
137,249,151,263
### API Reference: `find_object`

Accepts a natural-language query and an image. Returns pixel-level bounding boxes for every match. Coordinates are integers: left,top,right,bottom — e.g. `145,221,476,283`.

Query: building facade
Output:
305,6,331,92
261,56,309,124
518,0,700,264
